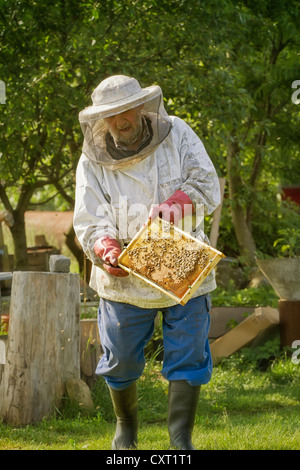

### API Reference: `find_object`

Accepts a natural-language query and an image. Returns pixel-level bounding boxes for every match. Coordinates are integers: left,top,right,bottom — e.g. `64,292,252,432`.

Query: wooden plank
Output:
208,306,257,339
0,273,13,281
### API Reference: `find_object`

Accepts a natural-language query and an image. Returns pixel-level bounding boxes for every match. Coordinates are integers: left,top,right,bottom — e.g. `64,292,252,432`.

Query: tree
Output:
1,0,299,270
224,1,300,262
0,0,88,268
0,0,215,269
165,0,300,262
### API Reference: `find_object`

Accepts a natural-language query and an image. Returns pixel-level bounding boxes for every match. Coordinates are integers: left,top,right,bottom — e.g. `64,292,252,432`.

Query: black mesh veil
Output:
79,90,172,170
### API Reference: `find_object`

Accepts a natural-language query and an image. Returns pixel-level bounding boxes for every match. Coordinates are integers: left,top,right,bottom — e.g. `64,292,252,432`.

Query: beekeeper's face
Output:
105,104,144,149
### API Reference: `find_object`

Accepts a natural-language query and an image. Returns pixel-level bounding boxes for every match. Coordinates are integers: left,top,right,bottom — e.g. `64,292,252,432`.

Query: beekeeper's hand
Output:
93,236,129,277
148,190,194,225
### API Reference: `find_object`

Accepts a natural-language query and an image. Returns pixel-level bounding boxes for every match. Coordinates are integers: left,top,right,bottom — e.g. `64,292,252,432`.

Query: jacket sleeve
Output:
175,118,221,216
73,154,118,265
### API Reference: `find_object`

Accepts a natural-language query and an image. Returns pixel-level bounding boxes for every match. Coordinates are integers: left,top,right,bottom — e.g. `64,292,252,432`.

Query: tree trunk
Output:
227,140,257,263
10,211,29,270
64,225,84,273
0,271,80,425
64,225,92,283
231,202,257,262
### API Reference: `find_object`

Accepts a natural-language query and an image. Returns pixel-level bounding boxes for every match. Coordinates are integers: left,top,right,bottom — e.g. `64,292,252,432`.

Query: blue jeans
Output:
96,294,212,390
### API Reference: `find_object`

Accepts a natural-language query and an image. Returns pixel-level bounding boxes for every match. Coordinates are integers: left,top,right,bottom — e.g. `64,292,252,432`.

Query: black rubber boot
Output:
168,380,201,450
109,382,138,450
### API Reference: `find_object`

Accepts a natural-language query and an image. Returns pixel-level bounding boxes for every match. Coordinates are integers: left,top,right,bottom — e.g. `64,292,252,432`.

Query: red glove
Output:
149,190,194,225
93,236,129,277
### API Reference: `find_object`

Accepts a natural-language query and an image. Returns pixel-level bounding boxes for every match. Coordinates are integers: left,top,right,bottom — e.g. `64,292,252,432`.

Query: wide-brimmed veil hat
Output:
78,75,172,169
79,75,162,122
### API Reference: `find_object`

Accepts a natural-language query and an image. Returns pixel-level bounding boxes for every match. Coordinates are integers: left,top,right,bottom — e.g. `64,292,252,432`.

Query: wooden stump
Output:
0,271,80,425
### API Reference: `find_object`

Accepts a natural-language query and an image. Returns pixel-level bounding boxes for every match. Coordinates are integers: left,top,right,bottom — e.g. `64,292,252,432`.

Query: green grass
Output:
0,350,299,450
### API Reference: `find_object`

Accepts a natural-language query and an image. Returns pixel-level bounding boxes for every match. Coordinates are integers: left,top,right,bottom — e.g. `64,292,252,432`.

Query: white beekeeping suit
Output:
74,75,221,308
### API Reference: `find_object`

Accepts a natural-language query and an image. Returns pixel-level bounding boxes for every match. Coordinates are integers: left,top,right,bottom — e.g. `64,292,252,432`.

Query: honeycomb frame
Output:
118,218,225,305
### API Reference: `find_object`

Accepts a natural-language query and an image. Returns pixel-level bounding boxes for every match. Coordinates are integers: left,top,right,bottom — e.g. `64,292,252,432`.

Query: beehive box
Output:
118,218,225,305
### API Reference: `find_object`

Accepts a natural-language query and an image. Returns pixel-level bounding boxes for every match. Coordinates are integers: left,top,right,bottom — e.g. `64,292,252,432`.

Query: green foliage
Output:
273,227,300,257
220,337,283,371
210,282,278,308
0,325,7,335
270,354,300,385
0,0,299,266
251,197,300,258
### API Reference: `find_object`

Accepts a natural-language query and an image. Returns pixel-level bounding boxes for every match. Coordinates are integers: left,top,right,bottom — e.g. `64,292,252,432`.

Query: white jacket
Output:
73,116,221,308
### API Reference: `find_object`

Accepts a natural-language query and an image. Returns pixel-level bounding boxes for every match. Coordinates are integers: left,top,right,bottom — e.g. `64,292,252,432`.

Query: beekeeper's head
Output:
79,75,171,169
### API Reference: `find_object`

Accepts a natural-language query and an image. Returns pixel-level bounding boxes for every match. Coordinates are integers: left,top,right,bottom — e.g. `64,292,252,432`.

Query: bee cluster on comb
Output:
118,218,225,305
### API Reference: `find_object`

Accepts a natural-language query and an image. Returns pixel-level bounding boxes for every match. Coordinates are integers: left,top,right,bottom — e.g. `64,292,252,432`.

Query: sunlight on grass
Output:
0,352,299,450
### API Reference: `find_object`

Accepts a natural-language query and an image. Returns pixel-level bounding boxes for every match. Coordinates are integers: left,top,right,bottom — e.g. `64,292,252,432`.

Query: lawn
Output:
0,345,299,451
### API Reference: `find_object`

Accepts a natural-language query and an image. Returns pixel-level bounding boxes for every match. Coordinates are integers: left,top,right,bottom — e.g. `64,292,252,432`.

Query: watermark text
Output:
291,340,300,364
0,80,5,104
95,197,205,241
291,80,300,105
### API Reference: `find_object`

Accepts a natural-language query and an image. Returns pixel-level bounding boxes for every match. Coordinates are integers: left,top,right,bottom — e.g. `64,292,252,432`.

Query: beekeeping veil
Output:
79,75,172,170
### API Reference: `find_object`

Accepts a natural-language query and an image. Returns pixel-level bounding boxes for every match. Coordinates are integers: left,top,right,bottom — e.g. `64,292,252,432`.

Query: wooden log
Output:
0,271,80,425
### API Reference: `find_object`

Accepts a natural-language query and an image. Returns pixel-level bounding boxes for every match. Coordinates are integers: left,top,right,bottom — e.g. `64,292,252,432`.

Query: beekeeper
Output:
74,75,221,450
